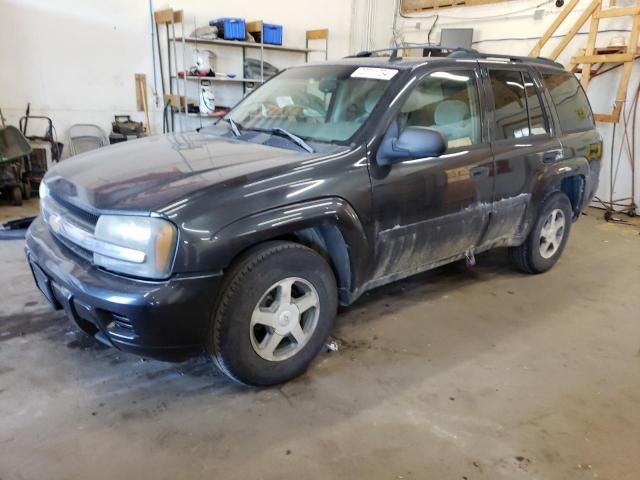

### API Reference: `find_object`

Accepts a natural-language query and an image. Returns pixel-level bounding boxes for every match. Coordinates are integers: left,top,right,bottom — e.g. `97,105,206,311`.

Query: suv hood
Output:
45,130,327,213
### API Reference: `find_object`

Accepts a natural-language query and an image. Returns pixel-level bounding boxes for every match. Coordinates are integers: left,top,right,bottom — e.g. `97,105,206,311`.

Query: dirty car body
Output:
25,52,602,384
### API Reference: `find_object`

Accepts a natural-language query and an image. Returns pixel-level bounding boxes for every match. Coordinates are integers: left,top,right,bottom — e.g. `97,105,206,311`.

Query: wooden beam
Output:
594,113,616,122
401,0,510,13
581,2,601,88
549,0,600,60
530,0,580,57
595,6,640,18
572,53,634,63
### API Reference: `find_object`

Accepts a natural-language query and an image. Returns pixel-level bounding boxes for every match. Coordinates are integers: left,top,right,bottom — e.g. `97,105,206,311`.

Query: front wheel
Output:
509,192,573,274
208,241,338,386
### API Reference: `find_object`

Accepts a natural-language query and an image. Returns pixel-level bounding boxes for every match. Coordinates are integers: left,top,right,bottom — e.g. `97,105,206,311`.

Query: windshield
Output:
227,65,397,143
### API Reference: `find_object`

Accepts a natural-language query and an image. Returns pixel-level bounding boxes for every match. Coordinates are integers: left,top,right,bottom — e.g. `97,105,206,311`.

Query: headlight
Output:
93,215,178,280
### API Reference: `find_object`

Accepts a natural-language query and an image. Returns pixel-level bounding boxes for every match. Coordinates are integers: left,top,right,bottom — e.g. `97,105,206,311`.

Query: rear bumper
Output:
25,217,223,362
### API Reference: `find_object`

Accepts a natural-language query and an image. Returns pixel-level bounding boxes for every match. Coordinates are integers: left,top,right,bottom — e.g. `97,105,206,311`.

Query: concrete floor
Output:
1,209,639,480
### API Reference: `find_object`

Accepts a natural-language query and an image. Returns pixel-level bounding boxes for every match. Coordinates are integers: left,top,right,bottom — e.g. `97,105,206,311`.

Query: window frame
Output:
395,65,488,152
485,65,553,144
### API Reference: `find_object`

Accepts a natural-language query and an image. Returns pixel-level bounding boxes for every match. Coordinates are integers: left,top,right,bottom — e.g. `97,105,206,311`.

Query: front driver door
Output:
369,67,495,283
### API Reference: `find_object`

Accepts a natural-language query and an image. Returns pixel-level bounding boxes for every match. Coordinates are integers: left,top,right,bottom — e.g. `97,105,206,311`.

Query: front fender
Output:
200,197,372,293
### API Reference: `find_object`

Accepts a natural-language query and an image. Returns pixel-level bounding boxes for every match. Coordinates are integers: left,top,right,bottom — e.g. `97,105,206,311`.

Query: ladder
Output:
530,0,640,123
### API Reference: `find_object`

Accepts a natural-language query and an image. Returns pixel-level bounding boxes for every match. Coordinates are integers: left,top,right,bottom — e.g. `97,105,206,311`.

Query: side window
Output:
542,73,595,132
399,70,482,148
524,73,549,135
489,70,530,140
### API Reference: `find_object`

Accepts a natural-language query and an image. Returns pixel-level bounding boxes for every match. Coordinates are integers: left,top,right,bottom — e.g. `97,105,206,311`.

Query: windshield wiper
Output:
222,118,242,137
269,128,314,153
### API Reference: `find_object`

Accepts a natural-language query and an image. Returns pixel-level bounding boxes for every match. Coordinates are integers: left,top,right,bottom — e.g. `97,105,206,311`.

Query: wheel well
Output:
559,175,585,218
292,226,352,305
223,226,353,306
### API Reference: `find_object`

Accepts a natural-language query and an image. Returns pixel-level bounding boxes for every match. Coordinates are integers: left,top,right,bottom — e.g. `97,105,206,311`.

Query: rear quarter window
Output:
542,73,595,133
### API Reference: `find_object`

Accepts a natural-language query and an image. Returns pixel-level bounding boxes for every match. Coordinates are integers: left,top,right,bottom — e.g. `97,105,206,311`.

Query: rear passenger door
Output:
482,65,562,245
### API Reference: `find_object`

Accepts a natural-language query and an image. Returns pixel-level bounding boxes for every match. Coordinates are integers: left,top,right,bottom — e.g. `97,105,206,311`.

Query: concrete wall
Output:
361,0,639,212
0,0,351,147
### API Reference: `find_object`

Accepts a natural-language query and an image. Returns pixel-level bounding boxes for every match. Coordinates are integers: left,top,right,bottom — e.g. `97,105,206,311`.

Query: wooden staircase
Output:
530,0,640,123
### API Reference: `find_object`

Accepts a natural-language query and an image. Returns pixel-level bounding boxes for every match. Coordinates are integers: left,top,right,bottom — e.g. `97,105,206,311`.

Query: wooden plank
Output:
594,113,616,122
134,73,145,112
610,12,640,121
530,0,580,57
549,0,600,60
154,9,173,24
154,9,182,24
595,6,640,18
306,29,329,41
580,3,600,88
401,0,510,13
573,53,634,64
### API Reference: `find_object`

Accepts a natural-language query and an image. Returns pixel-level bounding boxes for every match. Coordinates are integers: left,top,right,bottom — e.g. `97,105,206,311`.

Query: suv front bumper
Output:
25,217,223,362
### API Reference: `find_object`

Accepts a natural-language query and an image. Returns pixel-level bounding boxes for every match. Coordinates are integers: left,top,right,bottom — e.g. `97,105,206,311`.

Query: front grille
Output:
51,193,99,229
53,232,93,263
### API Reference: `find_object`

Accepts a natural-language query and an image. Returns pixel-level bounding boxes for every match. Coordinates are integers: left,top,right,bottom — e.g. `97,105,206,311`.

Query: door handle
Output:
469,165,490,178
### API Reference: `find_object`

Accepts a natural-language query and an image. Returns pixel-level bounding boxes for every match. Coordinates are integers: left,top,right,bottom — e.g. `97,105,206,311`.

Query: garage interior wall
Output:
354,0,640,213
0,0,352,145
1,0,638,213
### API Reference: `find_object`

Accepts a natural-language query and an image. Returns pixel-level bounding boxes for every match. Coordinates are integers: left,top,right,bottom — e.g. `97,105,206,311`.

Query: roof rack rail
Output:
452,50,564,68
345,45,563,68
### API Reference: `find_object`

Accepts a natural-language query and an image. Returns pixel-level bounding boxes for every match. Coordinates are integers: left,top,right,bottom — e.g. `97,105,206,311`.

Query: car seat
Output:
434,99,473,144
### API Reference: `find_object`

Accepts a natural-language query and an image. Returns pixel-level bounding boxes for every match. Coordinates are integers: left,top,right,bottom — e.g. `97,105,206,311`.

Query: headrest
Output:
434,100,468,125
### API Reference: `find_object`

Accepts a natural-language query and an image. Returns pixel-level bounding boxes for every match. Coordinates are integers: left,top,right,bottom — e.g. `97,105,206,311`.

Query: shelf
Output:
171,75,263,84
185,113,221,118
173,36,317,54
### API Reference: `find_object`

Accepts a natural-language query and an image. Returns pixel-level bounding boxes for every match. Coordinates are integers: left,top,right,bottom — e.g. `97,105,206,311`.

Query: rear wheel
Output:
509,192,573,274
208,241,338,386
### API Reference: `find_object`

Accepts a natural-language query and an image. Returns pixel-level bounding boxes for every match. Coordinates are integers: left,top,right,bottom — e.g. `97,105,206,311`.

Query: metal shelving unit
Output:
171,75,264,84
154,9,329,132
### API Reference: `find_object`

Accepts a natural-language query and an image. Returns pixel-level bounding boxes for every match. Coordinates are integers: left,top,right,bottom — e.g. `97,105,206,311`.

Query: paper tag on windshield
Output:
351,67,398,81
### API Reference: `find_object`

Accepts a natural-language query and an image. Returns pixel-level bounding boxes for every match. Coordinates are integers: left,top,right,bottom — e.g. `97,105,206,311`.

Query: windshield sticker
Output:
351,67,399,81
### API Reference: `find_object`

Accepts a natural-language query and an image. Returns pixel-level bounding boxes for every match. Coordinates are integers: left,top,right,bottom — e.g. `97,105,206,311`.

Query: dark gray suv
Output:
26,48,602,385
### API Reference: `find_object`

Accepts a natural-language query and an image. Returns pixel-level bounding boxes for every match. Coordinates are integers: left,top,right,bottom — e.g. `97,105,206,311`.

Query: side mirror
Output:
377,125,447,165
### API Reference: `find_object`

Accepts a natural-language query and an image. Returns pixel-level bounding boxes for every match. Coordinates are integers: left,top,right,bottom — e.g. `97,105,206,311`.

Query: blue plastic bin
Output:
209,18,246,40
262,23,283,45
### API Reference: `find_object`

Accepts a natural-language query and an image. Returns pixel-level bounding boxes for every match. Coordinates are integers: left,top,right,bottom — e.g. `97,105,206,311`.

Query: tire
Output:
509,192,573,274
208,241,338,386
22,182,32,200
11,186,23,206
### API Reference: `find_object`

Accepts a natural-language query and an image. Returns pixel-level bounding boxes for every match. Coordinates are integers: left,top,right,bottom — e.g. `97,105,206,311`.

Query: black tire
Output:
509,192,573,274
208,241,338,386
11,186,23,206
